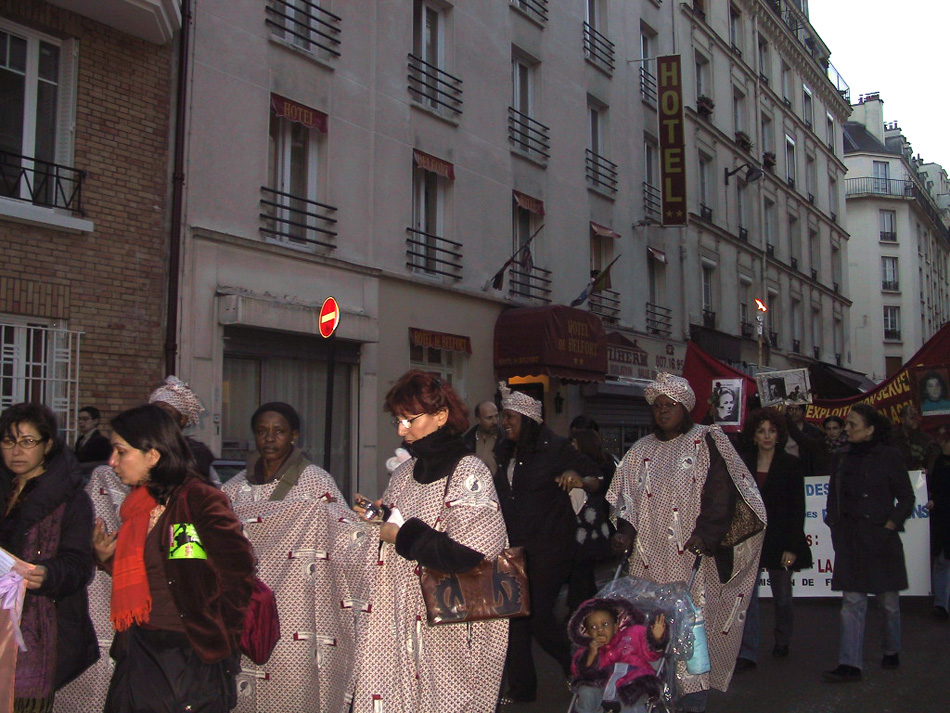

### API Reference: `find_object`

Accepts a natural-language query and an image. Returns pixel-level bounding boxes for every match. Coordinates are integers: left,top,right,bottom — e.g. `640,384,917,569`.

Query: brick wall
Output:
0,0,173,422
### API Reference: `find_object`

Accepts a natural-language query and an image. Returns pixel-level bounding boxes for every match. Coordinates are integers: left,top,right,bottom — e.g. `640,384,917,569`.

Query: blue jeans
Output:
573,686,647,713
838,590,901,669
738,568,793,662
934,551,950,610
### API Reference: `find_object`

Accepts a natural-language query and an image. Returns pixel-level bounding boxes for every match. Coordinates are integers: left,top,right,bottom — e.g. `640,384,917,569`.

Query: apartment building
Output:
844,93,950,380
0,0,178,437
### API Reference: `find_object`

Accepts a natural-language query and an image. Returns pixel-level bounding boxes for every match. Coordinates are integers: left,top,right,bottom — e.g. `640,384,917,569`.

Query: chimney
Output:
851,93,885,143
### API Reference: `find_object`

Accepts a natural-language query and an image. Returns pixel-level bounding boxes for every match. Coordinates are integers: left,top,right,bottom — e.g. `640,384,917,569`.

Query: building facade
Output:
0,0,178,438
844,93,950,381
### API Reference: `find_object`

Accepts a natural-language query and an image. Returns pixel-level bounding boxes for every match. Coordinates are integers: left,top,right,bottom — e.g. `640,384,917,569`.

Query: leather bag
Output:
240,576,280,665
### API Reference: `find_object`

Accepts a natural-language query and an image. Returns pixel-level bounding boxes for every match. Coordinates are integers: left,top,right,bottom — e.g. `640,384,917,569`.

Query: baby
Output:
568,597,668,713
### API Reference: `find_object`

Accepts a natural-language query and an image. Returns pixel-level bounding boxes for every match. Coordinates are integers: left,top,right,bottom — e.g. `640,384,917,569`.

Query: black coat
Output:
73,429,112,464
494,425,602,563
741,449,812,571
928,453,950,558
825,441,915,593
0,448,99,690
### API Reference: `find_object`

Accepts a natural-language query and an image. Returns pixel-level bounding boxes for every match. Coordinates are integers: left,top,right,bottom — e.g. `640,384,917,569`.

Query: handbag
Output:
240,576,280,665
417,470,530,625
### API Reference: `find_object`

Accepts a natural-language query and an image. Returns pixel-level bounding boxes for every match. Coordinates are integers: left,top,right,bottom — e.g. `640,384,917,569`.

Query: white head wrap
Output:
644,372,696,412
148,375,205,427
499,382,543,424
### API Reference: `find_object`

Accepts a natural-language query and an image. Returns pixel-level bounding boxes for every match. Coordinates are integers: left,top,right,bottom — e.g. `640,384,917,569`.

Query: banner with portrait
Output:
709,378,744,431
915,365,950,417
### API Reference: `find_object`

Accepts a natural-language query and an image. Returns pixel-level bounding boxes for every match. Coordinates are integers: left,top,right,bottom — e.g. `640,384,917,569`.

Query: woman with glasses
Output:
0,403,98,712
351,370,508,713
607,374,766,713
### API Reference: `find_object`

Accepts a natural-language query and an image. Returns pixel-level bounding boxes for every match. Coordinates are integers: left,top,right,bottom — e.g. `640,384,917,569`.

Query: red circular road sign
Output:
318,296,340,338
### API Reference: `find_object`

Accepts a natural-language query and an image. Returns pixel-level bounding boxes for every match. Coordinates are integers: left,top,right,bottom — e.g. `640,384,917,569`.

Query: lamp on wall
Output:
724,162,764,185
554,391,564,414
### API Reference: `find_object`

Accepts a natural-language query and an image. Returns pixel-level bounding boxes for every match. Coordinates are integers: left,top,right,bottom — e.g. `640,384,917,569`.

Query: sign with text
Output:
759,472,930,598
657,55,687,226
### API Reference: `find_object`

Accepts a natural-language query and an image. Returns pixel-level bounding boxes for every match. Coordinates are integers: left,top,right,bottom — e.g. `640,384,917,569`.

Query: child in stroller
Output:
568,597,668,713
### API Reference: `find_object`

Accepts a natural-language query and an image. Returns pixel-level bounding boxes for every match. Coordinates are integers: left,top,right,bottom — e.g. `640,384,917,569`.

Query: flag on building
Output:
570,254,620,307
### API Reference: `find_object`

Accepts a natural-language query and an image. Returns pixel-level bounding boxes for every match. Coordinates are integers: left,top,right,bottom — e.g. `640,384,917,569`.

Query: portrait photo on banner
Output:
710,378,744,429
915,364,950,416
756,368,812,408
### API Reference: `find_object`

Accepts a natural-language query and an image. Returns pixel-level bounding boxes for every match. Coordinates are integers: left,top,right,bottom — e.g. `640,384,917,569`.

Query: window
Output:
758,36,770,81
809,229,819,275
761,113,774,154
411,342,465,394
829,175,839,217
811,307,821,355
872,160,890,193
698,153,712,212
414,0,443,70
0,316,80,436
265,99,332,251
729,6,741,53
805,154,816,198
764,198,775,248
767,288,780,343
695,51,710,98
644,138,658,188
512,53,534,116
882,256,899,291
702,264,715,311
832,243,842,289
785,135,796,187
509,51,547,160
880,210,897,241
588,99,605,157
266,0,342,59
781,63,792,105
639,25,657,105
0,22,79,212
587,98,617,192
733,88,746,133
788,214,800,267
736,182,747,231
826,113,835,152
802,85,813,127
583,0,613,72
883,305,901,341
791,299,802,346
410,161,442,274
739,277,752,325
409,0,461,116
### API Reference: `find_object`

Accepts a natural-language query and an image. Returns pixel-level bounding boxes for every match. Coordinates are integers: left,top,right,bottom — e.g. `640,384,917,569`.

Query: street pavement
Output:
499,583,948,713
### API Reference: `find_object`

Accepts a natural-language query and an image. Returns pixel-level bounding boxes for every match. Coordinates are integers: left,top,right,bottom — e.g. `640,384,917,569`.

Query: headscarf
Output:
643,372,696,412
499,382,543,424
148,376,205,427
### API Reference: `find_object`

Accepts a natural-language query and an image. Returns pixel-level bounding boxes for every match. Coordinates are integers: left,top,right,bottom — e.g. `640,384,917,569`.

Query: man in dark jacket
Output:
462,400,500,475
493,384,602,704
74,406,112,464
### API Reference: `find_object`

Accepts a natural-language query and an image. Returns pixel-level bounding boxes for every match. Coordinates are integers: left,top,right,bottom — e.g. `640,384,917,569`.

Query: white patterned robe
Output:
222,465,373,713
351,455,509,713
606,425,766,695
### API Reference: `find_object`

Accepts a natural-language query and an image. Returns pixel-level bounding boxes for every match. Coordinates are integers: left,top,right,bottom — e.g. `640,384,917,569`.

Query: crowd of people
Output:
0,367,942,713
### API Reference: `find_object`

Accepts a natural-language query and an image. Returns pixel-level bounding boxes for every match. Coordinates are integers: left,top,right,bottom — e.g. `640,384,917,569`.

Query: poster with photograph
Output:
756,368,812,408
710,378,744,429
915,365,950,416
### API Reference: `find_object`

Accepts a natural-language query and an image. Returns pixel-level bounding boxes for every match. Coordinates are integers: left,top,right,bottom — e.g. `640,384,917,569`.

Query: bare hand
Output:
24,564,47,590
651,612,667,642
556,471,582,491
379,522,399,544
92,518,117,563
353,494,383,522
884,520,897,531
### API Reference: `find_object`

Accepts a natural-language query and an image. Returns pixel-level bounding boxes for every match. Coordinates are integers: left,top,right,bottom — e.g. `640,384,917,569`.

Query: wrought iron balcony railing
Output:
405,228,463,279
640,66,657,106
0,150,86,215
508,264,552,303
882,280,900,292
643,182,661,221
259,186,337,251
265,0,342,58
880,231,897,242
508,107,550,162
646,301,672,337
589,288,621,324
510,0,548,24
408,53,463,118
583,22,615,73
586,149,618,194
702,309,716,329
884,328,901,341
845,176,914,198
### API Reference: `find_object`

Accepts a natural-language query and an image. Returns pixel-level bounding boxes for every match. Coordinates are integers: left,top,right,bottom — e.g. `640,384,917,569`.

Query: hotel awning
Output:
494,305,607,382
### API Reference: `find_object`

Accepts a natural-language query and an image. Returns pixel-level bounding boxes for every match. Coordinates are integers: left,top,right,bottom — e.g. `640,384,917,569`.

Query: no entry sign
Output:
318,296,340,338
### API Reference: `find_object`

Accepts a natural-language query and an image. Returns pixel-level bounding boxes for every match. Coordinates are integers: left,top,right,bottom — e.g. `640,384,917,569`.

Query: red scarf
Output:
111,485,158,631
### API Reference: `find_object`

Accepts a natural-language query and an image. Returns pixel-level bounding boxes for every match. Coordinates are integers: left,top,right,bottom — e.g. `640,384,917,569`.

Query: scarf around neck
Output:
406,427,470,484
111,485,159,631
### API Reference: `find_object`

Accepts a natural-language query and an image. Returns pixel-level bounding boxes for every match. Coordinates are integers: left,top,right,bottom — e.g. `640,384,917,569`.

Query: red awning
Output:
409,327,471,354
413,149,455,180
270,94,328,133
494,305,607,382
512,190,545,216
590,222,621,239
647,246,667,264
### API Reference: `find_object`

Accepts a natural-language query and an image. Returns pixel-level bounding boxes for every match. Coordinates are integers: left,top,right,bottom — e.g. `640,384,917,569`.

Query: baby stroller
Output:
565,555,707,713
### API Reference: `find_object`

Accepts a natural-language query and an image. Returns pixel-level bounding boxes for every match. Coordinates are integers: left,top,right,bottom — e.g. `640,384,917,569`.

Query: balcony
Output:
739,226,749,242
810,267,818,280
508,108,551,163
265,0,342,59
766,243,775,257
880,231,897,242
882,280,900,292
833,282,840,294
508,264,553,303
586,150,618,194
643,182,662,222
884,329,901,341
408,54,463,118
583,22,615,74
787,176,796,189
735,131,754,152
646,302,673,337
589,288,621,324
510,0,548,24
406,228,463,279
702,309,716,328
1,150,86,215
741,321,754,338
847,176,948,241
259,186,338,251
48,0,180,44
700,204,713,221
790,256,798,271
697,95,715,119
640,67,658,106
792,339,801,353
769,331,779,347
813,345,821,360
808,193,815,204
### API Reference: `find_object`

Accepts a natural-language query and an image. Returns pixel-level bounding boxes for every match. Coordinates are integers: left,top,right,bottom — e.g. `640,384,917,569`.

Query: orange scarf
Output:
111,485,158,631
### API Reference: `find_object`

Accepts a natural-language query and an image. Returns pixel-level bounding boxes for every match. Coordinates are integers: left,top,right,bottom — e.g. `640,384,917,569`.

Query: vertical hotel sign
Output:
657,56,687,226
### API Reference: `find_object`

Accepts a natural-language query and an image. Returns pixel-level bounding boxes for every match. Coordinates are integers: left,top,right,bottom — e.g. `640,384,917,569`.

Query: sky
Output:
808,2,949,168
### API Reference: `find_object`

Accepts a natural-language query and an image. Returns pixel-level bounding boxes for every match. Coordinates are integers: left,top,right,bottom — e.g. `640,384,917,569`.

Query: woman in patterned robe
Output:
607,374,766,713
351,371,508,713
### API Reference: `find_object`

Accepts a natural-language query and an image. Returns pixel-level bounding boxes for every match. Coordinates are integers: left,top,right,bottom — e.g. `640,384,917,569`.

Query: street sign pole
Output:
318,297,341,472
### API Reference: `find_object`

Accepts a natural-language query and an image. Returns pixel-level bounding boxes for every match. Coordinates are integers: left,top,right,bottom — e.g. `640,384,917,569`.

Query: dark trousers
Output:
505,555,573,700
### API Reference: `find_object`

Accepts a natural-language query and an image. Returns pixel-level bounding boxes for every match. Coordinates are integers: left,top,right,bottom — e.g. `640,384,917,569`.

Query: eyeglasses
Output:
651,401,680,412
0,436,47,450
391,413,425,430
